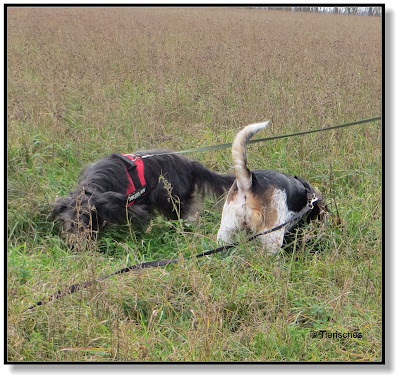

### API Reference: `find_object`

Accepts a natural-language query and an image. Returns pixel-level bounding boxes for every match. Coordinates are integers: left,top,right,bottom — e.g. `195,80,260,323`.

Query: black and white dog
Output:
217,122,327,253
53,150,234,239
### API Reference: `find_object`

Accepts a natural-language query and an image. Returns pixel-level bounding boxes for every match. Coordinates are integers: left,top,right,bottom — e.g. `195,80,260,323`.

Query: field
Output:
7,7,382,362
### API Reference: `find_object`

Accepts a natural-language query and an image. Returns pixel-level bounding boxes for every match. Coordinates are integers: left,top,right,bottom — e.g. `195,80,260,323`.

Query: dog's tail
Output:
232,121,270,191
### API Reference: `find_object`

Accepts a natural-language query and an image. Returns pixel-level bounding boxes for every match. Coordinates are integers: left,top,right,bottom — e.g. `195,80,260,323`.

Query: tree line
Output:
253,7,382,16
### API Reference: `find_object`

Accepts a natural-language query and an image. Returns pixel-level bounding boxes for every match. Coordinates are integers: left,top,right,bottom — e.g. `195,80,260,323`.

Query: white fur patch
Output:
217,187,294,254
217,189,247,243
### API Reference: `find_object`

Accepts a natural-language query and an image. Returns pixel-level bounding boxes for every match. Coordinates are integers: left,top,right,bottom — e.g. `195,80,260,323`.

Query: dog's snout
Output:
64,220,76,234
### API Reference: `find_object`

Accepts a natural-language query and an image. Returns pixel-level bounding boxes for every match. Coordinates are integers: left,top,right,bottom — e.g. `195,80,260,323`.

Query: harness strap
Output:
117,154,147,206
122,154,146,186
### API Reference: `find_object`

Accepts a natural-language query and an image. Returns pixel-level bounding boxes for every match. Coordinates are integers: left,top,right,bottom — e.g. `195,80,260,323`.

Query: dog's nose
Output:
64,220,76,234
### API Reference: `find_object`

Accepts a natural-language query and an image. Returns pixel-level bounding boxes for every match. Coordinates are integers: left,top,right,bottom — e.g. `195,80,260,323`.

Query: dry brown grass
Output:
8,7,381,154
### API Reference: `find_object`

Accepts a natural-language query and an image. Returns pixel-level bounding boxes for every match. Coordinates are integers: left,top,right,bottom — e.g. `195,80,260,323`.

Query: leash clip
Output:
307,194,319,209
123,153,140,161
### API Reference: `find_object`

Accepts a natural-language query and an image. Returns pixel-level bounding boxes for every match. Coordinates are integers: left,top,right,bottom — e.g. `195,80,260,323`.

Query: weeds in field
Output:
7,7,381,362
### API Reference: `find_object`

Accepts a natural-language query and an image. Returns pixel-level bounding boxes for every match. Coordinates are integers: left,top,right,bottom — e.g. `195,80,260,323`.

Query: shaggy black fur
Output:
53,150,234,236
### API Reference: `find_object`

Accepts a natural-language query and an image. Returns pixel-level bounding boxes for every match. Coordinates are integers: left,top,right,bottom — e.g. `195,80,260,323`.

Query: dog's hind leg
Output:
217,199,243,243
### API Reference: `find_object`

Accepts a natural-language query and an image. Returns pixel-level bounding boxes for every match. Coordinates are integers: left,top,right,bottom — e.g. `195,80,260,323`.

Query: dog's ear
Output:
91,191,127,224
92,191,151,227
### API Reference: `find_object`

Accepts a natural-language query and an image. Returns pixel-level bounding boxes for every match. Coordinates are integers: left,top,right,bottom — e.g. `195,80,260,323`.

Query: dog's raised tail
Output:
232,121,270,191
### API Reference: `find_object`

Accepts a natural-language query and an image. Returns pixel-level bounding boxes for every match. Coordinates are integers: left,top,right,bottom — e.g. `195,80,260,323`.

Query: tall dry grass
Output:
8,7,381,152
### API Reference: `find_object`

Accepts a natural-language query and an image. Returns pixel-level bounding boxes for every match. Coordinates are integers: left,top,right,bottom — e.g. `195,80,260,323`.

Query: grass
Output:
7,7,382,362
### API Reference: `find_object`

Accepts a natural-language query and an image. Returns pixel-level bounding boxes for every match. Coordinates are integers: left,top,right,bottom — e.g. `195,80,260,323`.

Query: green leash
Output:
141,116,381,158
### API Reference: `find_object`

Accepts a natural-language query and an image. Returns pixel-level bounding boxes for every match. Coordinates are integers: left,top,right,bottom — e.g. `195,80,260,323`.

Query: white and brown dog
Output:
217,122,326,253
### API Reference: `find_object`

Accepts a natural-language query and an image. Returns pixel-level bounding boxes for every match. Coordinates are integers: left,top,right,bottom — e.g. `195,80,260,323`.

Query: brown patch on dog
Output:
226,181,239,204
247,187,278,232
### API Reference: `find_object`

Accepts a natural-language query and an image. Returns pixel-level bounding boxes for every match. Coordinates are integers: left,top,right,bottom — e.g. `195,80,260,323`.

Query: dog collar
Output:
120,154,147,206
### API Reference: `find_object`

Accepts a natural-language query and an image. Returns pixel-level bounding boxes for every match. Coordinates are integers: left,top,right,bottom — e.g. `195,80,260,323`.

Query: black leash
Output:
27,196,318,310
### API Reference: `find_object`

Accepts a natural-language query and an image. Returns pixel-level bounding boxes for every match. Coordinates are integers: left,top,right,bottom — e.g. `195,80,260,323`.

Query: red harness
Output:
121,154,147,206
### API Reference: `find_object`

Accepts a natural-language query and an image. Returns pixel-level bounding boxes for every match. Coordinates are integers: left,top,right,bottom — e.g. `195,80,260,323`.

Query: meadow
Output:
7,7,382,362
